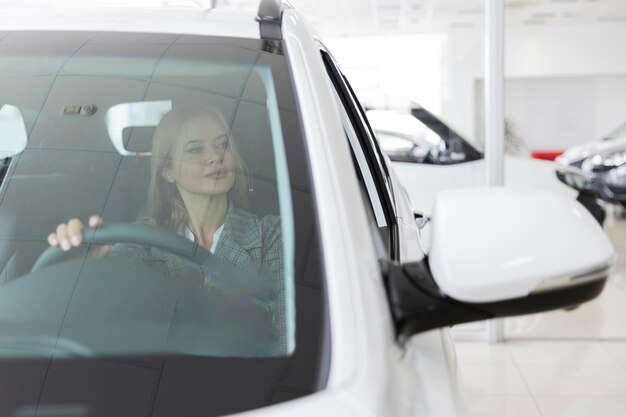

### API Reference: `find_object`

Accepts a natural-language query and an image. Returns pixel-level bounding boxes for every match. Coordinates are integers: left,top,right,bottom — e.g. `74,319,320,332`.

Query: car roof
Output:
0,1,263,39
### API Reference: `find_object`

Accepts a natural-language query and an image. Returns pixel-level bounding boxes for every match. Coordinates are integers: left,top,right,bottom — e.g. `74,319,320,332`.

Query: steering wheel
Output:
32,223,216,272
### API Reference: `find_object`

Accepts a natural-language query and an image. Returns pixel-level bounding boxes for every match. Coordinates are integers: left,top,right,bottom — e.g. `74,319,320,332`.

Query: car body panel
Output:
282,10,363,387
282,11,462,417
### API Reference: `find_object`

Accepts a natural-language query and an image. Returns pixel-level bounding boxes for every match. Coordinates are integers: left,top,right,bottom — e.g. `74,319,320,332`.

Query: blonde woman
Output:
48,104,284,354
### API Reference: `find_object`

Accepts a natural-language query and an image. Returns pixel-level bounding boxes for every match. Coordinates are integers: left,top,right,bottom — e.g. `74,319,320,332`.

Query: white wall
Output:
327,21,626,149
505,23,626,79
502,76,626,150
326,34,446,114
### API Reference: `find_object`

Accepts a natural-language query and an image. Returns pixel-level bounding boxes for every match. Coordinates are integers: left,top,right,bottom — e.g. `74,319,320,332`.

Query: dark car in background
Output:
556,121,626,223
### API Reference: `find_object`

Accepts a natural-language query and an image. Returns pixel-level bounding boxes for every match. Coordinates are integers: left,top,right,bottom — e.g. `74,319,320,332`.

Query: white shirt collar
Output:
183,223,224,254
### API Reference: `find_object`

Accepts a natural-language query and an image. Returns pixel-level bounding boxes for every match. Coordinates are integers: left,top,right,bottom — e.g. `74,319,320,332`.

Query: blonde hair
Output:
146,104,249,231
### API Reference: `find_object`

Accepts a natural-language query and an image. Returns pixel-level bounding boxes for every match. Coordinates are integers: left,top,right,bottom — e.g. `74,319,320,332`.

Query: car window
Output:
320,50,397,258
0,31,328,416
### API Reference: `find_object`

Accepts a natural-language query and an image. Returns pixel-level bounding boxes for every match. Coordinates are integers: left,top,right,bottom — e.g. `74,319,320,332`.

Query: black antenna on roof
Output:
257,0,292,40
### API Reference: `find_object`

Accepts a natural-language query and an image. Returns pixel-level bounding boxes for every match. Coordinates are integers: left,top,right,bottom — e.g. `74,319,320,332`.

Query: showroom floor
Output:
455,204,626,417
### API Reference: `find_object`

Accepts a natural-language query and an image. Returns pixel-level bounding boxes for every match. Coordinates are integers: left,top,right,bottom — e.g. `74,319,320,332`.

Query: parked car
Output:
556,121,626,210
364,107,482,165
359,93,582,225
0,1,615,417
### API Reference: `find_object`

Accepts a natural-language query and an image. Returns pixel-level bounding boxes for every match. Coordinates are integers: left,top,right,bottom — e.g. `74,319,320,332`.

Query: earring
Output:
162,168,175,183
246,169,254,193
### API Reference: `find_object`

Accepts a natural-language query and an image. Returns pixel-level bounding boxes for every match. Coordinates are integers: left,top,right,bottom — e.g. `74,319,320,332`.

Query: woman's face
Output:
162,114,236,199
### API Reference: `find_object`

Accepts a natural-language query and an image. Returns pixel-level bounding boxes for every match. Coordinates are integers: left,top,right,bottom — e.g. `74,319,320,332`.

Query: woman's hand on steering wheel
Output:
47,216,111,257
36,220,217,272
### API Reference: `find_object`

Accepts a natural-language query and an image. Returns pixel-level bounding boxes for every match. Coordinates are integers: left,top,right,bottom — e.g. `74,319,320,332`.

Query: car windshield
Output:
0,31,327,416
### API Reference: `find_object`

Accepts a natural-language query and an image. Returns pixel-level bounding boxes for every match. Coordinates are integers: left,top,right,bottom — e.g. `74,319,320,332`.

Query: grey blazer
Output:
111,206,285,355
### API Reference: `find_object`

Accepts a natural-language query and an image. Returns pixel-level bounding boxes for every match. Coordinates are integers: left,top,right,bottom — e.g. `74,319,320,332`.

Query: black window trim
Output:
319,49,399,260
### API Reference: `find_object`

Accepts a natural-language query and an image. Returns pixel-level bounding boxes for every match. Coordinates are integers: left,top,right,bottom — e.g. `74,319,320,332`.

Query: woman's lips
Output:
205,169,227,180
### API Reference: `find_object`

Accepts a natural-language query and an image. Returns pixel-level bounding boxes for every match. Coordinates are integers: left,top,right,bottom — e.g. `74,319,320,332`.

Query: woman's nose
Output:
205,150,222,165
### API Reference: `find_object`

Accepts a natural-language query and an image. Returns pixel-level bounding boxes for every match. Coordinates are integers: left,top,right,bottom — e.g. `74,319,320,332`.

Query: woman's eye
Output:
215,137,229,151
186,146,202,154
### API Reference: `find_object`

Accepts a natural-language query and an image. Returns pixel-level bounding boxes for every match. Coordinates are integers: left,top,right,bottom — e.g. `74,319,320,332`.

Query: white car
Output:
359,93,579,222
0,1,615,417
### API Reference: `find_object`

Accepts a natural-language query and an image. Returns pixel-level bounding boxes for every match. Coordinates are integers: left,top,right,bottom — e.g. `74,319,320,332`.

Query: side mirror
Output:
386,187,615,337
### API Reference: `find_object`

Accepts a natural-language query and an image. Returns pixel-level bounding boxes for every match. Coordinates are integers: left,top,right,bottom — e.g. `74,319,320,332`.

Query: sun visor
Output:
0,104,28,159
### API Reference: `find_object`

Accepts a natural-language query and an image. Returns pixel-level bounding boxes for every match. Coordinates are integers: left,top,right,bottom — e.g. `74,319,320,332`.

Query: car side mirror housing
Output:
413,210,430,230
386,187,615,337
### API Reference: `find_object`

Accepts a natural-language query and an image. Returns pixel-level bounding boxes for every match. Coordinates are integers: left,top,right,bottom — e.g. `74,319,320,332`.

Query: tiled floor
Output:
454,205,626,417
